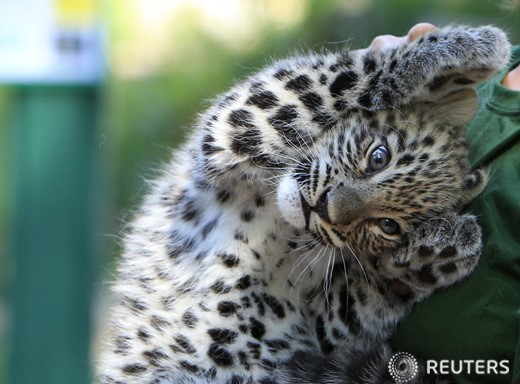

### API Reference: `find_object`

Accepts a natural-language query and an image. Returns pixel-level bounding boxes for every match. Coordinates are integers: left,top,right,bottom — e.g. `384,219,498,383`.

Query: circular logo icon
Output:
388,352,419,383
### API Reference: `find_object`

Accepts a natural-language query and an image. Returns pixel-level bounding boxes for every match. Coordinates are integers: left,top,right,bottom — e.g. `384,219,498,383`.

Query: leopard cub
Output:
98,26,510,384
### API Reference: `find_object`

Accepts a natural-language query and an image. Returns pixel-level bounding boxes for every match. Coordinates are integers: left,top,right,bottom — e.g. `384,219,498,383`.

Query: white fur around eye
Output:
277,175,306,229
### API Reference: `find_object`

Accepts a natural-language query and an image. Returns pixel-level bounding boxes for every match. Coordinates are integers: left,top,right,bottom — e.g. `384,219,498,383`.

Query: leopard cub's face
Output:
276,109,485,256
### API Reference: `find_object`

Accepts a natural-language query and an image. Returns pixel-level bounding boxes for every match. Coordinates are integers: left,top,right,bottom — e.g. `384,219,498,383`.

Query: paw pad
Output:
439,246,457,258
440,262,458,274
418,264,437,284
418,245,433,257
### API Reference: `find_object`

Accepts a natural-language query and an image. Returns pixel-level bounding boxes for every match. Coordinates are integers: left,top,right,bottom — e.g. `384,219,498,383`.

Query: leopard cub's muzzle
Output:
302,184,376,227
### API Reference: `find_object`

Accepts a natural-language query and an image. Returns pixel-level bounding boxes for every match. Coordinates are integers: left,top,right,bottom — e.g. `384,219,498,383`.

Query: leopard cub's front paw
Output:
393,214,482,292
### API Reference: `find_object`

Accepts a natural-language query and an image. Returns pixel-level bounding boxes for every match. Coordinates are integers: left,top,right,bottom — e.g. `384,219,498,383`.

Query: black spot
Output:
454,77,474,85
259,378,277,384
274,68,293,80
337,285,358,331
285,74,313,93
201,218,219,239
228,109,255,129
251,154,285,169
240,210,255,222
337,53,353,68
217,301,240,316
319,74,328,84
202,134,223,156
239,322,249,333
236,275,252,290
150,315,170,332
344,298,361,335
316,315,334,354
249,81,264,91
396,154,415,166
206,367,217,380
329,71,358,97
256,195,265,207
356,287,368,306
230,375,245,384
251,292,265,316
234,230,248,244
428,75,452,91
137,327,150,341
394,259,411,268
208,343,234,367
218,92,238,108
208,328,238,344
246,91,279,110
333,100,348,112
263,294,285,319
428,35,438,43
123,296,147,313
122,364,147,375
211,280,232,294
261,359,277,371
419,153,430,163
216,189,231,203
268,105,306,147
180,360,200,373
287,241,297,249
299,92,323,112
247,341,262,359
389,58,398,72
219,252,240,267
312,112,336,130
268,105,298,129
180,198,200,222
238,351,250,369
249,317,266,339
251,249,262,260
174,335,197,355
423,136,435,147
265,339,290,353
143,349,168,366
357,92,372,108
114,335,131,355
381,90,392,105
182,310,198,328
230,128,262,156
363,55,377,74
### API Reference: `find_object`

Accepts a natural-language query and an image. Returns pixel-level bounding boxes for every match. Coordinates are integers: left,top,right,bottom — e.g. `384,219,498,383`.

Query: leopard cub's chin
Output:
276,176,307,229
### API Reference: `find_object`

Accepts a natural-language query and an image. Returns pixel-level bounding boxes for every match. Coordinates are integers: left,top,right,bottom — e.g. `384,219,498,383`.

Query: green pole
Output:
10,85,98,384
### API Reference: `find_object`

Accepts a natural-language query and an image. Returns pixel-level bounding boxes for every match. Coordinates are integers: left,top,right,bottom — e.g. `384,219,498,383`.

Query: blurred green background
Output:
0,0,518,383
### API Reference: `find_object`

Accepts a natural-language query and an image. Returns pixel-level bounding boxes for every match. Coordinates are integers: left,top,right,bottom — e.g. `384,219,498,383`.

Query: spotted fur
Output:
98,26,510,383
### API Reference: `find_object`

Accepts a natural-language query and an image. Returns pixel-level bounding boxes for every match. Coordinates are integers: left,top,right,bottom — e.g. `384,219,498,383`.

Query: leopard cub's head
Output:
277,90,487,256
274,26,511,256
277,48,500,254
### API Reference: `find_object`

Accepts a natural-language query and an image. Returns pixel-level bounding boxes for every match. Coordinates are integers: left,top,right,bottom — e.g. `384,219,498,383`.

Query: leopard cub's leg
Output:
384,214,482,301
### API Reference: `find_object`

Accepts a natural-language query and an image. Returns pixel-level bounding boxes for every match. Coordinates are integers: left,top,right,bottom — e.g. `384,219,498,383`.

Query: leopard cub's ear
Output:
433,89,478,126
462,168,488,204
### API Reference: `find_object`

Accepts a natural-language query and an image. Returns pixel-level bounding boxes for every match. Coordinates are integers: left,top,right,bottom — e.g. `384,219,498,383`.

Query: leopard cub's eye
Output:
379,218,400,235
369,145,390,172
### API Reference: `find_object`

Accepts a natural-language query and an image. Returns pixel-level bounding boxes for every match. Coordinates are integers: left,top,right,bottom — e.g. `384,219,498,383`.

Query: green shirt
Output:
393,45,520,384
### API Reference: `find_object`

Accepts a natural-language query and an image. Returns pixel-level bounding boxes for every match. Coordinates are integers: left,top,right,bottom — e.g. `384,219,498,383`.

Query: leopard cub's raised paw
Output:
391,214,482,293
